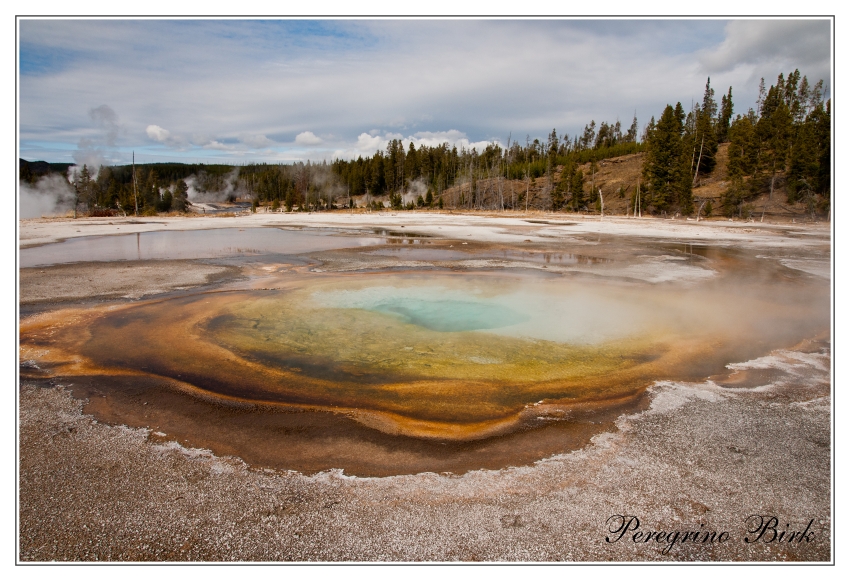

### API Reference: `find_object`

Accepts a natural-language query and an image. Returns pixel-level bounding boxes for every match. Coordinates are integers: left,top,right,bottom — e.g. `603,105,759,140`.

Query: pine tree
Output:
723,113,757,216
642,103,693,214
693,78,719,178
77,164,92,208
547,128,559,158
406,141,418,182
580,121,596,150
552,159,576,211
570,169,585,210
717,87,734,143
626,113,639,143
755,80,793,200
172,179,189,212
787,98,830,207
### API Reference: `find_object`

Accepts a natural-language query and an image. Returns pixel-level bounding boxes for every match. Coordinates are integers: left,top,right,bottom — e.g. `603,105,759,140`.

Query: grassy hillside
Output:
431,144,824,222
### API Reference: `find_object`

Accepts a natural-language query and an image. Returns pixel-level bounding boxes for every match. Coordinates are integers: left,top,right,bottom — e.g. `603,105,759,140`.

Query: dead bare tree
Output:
598,188,605,220
696,197,707,221
132,151,139,216
634,179,642,218
692,135,705,187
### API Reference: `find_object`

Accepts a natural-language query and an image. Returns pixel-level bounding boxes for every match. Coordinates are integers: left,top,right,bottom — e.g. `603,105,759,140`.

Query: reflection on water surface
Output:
20,227,383,267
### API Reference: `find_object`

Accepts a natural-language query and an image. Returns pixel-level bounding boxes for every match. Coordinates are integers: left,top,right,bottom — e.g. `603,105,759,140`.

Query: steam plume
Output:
19,174,75,219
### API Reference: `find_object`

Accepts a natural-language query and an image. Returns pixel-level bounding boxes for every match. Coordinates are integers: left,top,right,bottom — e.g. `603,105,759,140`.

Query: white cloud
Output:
295,131,323,146
407,130,466,147
700,20,830,74
146,124,196,149
407,130,493,151
202,140,233,151
19,20,832,164
698,20,831,94
146,124,172,142
331,129,496,161
355,132,384,153
240,134,274,149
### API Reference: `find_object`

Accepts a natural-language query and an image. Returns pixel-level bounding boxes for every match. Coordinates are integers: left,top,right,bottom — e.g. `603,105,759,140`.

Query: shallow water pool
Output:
20,227,384,267
19,228,831,474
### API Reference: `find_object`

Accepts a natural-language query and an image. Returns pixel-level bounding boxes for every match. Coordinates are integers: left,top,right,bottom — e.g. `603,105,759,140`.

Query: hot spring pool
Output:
19,228,830,474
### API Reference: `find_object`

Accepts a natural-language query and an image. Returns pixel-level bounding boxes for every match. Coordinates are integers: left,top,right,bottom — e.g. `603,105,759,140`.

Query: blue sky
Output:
18,18,832,166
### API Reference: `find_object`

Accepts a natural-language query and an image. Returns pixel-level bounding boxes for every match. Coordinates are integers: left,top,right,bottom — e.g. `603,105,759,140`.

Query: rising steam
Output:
184,168,245,203
403,177,429,205
19,174,75,219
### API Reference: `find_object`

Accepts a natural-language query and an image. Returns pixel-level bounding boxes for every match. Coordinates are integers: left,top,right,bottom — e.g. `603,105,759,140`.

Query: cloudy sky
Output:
18,18,832,166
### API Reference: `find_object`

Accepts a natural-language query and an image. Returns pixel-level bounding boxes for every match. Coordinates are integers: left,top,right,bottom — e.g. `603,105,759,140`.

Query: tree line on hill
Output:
329,116,643,212
19,70,829,218
639,71,829,219
637,79,732,217
722,71,830,218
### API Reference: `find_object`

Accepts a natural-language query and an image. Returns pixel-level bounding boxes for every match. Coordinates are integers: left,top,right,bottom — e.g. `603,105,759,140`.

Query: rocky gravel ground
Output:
20,260,239,305
19,353,831,561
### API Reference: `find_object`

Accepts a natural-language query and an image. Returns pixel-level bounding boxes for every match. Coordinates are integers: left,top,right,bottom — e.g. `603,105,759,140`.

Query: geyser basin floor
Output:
18,215,831,560
19,229,829,475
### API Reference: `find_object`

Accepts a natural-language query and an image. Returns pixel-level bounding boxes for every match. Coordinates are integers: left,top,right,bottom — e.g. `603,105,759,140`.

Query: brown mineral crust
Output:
19,368,830,561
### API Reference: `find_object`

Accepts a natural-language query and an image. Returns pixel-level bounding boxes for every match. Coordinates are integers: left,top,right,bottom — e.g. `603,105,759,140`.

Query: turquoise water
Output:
371,298,529,332
311,281,657,344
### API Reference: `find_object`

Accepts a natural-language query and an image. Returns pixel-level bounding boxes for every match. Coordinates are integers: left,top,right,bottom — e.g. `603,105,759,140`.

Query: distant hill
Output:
438,143,816,222
20,159,74,183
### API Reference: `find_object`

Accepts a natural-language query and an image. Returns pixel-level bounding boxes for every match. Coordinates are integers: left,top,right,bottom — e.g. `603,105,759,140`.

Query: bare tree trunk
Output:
690,142,696,176
696,198,706,221
692,135,705,186
598,188,604,220
501,135,509,211
132,151,139,216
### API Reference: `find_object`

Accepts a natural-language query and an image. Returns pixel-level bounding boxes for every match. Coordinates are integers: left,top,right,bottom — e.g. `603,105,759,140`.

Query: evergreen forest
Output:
20,71,830,220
